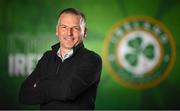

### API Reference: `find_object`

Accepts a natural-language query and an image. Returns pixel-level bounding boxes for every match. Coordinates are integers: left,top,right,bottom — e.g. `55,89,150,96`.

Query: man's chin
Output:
61,42,81,49
63,45,74,50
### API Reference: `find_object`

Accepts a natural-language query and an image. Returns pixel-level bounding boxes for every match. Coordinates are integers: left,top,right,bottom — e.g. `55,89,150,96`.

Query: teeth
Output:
65,37,74,41
65,38,73,41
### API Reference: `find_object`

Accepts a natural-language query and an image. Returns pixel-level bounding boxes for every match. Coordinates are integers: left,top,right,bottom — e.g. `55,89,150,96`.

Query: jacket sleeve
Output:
40,53,102,101
19,51,50,104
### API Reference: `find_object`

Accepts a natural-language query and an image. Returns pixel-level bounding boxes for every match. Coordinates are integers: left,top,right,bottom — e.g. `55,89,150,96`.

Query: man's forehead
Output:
59,14,82,25
59,13,81,19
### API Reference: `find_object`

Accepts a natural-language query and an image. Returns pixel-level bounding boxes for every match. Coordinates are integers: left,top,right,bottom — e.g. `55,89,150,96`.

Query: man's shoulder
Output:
41,50,52,56
81,48,102,61
41,50,54,60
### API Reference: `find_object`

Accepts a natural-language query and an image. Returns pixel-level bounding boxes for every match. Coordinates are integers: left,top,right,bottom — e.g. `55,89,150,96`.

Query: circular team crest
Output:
104,16,176,89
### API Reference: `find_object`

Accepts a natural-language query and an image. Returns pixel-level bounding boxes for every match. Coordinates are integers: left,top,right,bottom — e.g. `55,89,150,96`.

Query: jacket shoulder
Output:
82,48,102,62
39,50,53,61
43,50,52,56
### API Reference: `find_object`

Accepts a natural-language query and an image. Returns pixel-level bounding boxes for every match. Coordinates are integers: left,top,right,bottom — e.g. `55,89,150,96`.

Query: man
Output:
19,8,102,110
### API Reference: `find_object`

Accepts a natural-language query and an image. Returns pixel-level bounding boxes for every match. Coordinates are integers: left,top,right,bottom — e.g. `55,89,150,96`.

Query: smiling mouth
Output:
64,37,74,41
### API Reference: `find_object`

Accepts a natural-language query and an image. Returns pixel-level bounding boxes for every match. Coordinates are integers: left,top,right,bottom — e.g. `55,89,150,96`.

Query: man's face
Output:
56,13,86,50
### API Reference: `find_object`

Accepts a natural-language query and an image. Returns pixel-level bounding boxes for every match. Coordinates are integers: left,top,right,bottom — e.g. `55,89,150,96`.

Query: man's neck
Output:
60,47,72,58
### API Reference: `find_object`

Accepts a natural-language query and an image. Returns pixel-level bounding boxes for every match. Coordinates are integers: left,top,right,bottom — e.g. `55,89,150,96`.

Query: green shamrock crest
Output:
125,36,155,66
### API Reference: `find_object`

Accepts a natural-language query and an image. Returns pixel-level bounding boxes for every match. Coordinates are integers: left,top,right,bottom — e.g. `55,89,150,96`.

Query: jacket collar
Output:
51,42,84,55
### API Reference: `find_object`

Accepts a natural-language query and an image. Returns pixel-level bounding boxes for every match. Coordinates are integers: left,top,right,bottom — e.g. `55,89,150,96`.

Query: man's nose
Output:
67,27,73,36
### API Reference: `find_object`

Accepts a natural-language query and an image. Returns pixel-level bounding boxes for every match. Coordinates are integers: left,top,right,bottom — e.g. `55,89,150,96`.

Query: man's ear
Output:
56,26,58,36
83,27,88,38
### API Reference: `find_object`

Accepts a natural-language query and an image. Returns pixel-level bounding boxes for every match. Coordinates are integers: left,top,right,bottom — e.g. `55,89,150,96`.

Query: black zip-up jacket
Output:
19,42,102,110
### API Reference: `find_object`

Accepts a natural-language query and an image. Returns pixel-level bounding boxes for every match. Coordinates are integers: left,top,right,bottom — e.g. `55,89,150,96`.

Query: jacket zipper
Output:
56,63,60,74
56,60,64,74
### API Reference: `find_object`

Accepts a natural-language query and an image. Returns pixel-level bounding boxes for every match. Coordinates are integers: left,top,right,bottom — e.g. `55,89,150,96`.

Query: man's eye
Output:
73,27,80,31
60,26,66,29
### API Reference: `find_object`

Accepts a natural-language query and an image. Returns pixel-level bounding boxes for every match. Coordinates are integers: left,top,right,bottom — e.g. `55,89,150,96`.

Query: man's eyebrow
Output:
59,24,67,26
59,24,80,28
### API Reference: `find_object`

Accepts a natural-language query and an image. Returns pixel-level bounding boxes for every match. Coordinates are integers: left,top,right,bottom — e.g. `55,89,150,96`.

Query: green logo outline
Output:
103,16,176,89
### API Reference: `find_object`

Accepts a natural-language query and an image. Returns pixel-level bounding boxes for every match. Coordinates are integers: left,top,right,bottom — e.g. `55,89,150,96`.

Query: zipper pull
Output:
33,83,37,88
33,80,39,88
